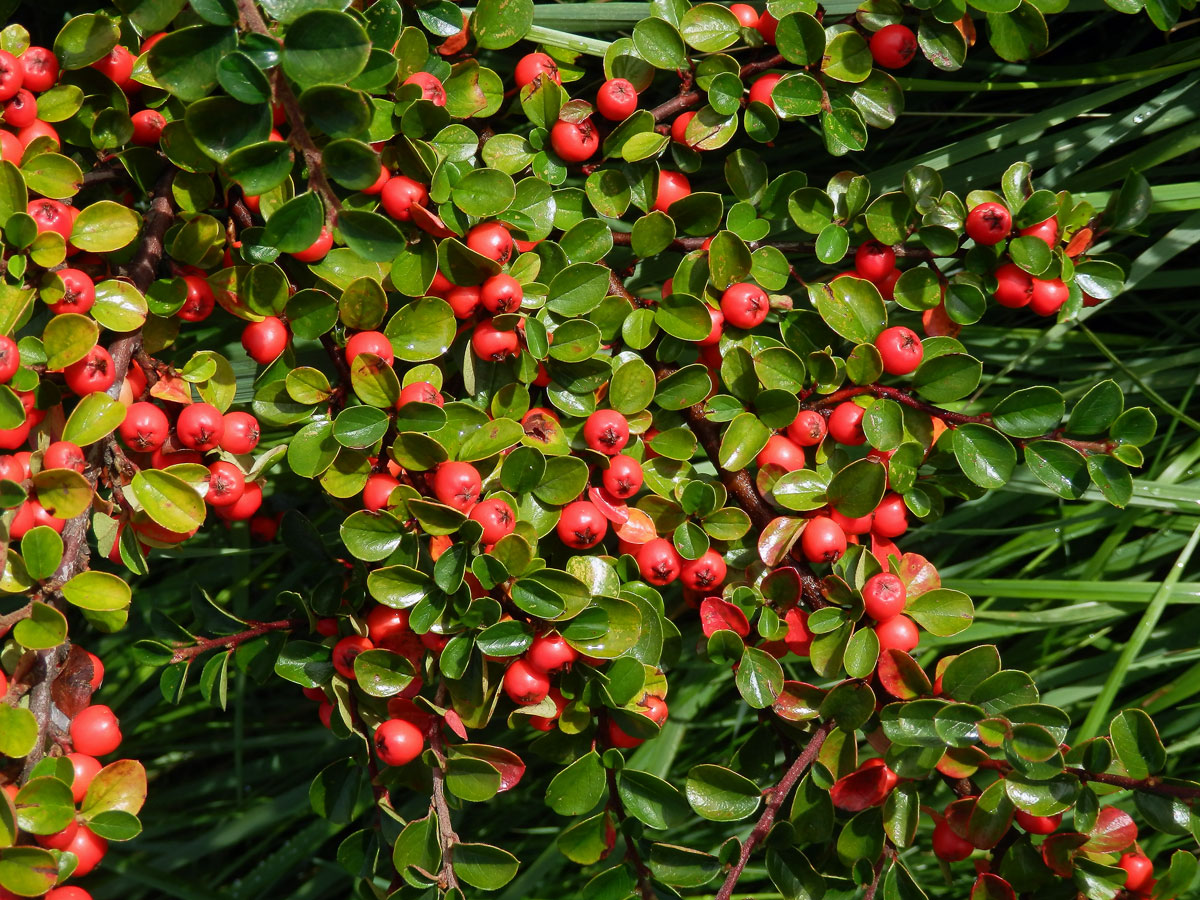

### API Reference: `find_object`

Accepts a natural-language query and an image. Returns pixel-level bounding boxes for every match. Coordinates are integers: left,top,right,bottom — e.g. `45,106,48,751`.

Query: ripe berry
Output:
0,51,21,102
397,381,443,407
47,267,95,315
374,718,425,766
873,492,909,538
44,440,85,472
64,346,115,396
557,500,607,549
596,78,638,120
654,170,691,213
730,3,759,27
514,52,561,87
875,325,924,376
471,319,519,361
380,175,428,221
527,632,577,674
855,241,896,281
177,402,224,451
757,434,806,472
0,129,18,163
28,198,72,239
828,401,867,445
869,24,918,69
583,409,630,455
1029,277,1068,317
801,516,847,564
220,411,260,454
367,605,411,646
1019,216,1058,247
721,282,769,329
550,117,600,163
787,410,826,447
698,307,724,346
66,753,101,804
757,10,779,43
1117,853,1154,893
178,274,215,321
1014,810,1061,834
91,45,134,88
3,89,35,128
469,497,516,544
346,330,394,366
11,499,65,538
446,284,481,318
363,164,389,195
993,262,1033,308
363,473,400,511
19,47,58,93
17,118,58,149
0,335,17,382
130,108,166,145
680,549,727,592
602,454,643,499
747,73,782,111
70,705,122,756
63,825,107,876
119,402,169,452
433,461,482,511
965,202,1012,246
466,222,514,264
875,614,919,652
241,316,288,364
862,572,906,621
333,635,374,679
671,111,695,144
480,273,523,314
291,227,333,263
46,887,93,900
529,688,566,731
503,659,550,705
37,821,79,852
206,461,246,508
403,72,446,106
932,820,973,861
637,537,683,586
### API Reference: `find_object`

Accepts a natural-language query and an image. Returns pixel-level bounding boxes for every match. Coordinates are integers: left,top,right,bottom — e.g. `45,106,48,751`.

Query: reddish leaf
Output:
1083,806,1137,853
758,516,805,567
1041,832,1088,877
699,597,750,638
894,553,941,598
443,708,469,740
944,797,975,838
876,649,932,700
772,681,825,722
1065,227,1093,258
922,300,961,338
615,508,656,544
587,486,629,525
971,873,1016,900
51,644,98,718
453,744,525,793
937,747,987,779
760,566,802,606
410,203,456,238
830,764,891,811
149,373,191,404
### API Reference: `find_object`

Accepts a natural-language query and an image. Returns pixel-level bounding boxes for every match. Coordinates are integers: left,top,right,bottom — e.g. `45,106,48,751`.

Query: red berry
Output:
875,614,919,652
466,222,514,264
1019,216,1058,248
178,274,215,322
527,632,577,674
64,346,115,396
529,688,566,730
680,549,727,592
557,500,607,549
469,497,516,544
3,89,36,128
801,516,846,564
1014,810,1061,834
1029,277,1068,317
671,111,695,144
869,24,917,69
0,335,17,382
637,537,683,586
333,635,374,679
602,454,643,499
757,434,806,472
363,164,389,195
403,72,446,106
27,198,71,240
130,108,166,145
63,825,107,876
583,409,629,455
241,316,288,364
993,262,1033,308
220,411,260,454
787,410,826,447
596,78,638,120
66,753,101,804
46,887,93,900
367,605,411,647
654,170,691,213
730,3,759,27
932,819,973,861
433,461,482,511
550,117,600,163
206,461,246,508
91,45,134,88
380,175,428,221
698,307,724,346
873,492,909,538
514,53,561,87
44,440,85,472
10,499,64,538
177,402,225,451
480,273,523,314
374,718,425,766
363,473,400,511
471,319,519,361
503,659,550,705
875,325,924,376
1117,854,1154,893
291,227,333,263
747,73,782,111
17,118,58,149
70,705,122,756
346,330,394,366
757,10,779,43
828,401,867,445
721,282,769,329
19,47,57,94
446,284,481,318
398,381,443,407
855,241,896,281
47,267,95,315
965,202,1012,246
862,572,906,621
0,51,21,102
119,402,169,452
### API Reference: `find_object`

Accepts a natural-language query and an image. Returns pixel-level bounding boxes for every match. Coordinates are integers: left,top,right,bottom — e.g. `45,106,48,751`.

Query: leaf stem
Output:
167,619,298,664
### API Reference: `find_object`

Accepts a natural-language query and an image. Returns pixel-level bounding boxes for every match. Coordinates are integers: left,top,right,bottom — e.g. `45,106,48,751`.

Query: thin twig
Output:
430,684,461,892
168,620,298,664
607,768,657,900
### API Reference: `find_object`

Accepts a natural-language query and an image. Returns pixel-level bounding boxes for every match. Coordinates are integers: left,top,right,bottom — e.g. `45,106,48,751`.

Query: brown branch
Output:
974,757,1200,800
429,686,461,893
714,719,834,900
20,647,64,780
168,619,298,664
607,768,656,900
862,844,897,900
649,53,787,122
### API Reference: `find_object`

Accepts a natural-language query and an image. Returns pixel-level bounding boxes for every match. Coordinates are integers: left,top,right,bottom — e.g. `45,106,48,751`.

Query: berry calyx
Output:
403,72,446,106
557,500,607,549
875,325,924,376
220,411,260,454
480,273,523,314
206,461,246,507
965,202,1012,246
602,454,643,499
680,549,727,592
333,635,374,679
637,537,683,586
119,402,169,452
469,497,516,544
176,402,225,451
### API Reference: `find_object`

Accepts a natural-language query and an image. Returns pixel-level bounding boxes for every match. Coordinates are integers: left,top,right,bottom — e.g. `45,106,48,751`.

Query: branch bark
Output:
429,685,461,893
168,619,298,664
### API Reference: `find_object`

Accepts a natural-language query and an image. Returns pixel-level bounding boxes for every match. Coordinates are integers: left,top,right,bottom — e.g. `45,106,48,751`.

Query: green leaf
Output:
452,843,520,891
282,10,371,86
263,192,323,254
1109,709,1166,780
826,458,887,518
132,469,205,533
1024,440,1090,500
679,3,740,51
912,353,981,403
61,392,126,446
812,278,887,344
953,424,1016,489
385,297,457,362
736,645,785,709
719,412,771,471
546,751,605,816
147,24,239,102
53,14,120,68
63,571,131,611
905,588,974,636
471,0,533,49
686,764,762,821
14,601,68,650
0,705,37,758
992,387,1063,438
